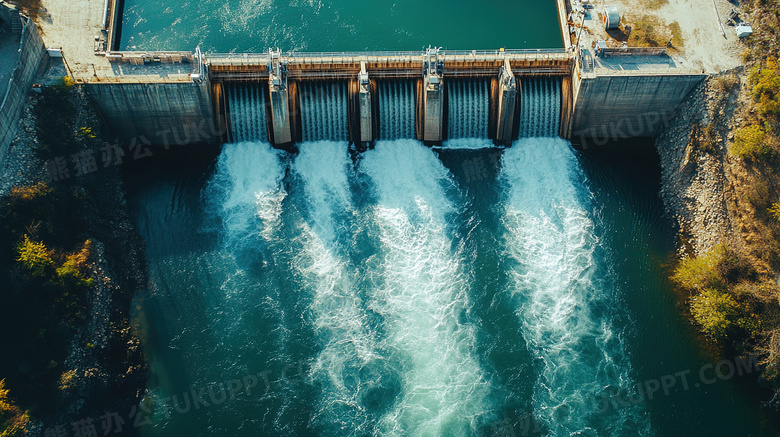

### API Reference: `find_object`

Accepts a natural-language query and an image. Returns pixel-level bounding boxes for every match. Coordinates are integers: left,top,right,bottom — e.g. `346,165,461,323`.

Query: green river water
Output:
119,1,780,435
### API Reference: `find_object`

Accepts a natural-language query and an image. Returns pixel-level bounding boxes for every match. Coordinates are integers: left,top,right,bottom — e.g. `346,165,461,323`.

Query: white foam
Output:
207,141,287,249
500,137,652,436
361,139,491,436
292,141,381,432
437,138,499,150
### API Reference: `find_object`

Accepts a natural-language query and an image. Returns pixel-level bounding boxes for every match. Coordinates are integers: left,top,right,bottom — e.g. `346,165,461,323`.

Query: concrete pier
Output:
357,62,373,143
495,59,518,145
267,50,292,145
421,49,444,143
559,75,574,139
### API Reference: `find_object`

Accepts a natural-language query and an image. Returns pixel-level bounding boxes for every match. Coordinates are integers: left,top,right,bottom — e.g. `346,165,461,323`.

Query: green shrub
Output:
770,203,780,221
52,76,75,92
731,124,775,160
7,183,52,202
57,370,76,391
76,127,96,140
690,288,738,340
676,244,780,343
0,379,29,437
53,240,93,288
672,245,726,291
16,235,53,278
54,263,93,288
750,58,780,117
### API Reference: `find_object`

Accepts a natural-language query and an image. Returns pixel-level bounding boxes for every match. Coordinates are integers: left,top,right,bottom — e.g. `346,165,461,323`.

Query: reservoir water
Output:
118,0,562,52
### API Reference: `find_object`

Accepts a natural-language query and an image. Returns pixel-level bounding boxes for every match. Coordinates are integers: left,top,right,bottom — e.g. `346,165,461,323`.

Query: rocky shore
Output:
0,82,148,434
655,69,746,258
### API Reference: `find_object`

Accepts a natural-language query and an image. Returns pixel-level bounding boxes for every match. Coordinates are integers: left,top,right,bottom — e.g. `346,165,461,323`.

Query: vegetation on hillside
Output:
0,81,134,434
0,380,28,437
672,245,780,357
673,0,780,392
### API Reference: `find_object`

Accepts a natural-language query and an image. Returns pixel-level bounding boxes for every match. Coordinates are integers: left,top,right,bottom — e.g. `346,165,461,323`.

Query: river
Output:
120,0,780,435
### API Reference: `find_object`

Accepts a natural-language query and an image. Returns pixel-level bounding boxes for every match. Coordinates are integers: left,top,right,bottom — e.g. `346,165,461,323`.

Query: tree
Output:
731,124,774,160
0,379,29,437
15,235,53,278
750,58,780,117
54,240,93,287
690,288,738,340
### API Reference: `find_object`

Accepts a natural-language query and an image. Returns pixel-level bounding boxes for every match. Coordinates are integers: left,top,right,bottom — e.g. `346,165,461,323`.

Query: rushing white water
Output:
299,81,349,142
378,80,416,140
447,78,490,140
500,137,652,436
291,141,389,434
519,77,561,138
226,83,269,143
439,138,497,149
360,140,491,436
207,141,287,252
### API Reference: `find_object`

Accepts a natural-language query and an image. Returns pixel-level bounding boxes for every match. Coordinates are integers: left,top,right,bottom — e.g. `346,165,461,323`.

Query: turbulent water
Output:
360,140,491,435
128,136,780,436
133,136,660,435
501,139,651,435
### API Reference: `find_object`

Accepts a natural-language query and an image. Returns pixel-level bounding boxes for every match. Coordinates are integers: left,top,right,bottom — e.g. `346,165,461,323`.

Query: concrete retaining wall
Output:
571,73,705,143
0,16,49,164
86,81,218,145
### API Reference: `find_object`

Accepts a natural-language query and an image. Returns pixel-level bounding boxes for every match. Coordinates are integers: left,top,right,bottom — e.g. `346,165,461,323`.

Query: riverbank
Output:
655,53,780,402
0,71,147,435
655,70,743,258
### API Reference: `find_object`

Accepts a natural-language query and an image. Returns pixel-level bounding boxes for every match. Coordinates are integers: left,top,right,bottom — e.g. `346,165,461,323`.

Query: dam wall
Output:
0,0,716,152
84,51,218,144
84,49,573,147
77,43,712,150
0,10,49,163
86,80,216,145
571,72,705,143
568,48,706,144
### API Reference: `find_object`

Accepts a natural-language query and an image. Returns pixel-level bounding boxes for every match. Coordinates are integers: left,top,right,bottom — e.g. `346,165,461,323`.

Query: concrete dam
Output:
0,0,709,153
82,42,707,151
84,48,574,150
217,49,569,148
